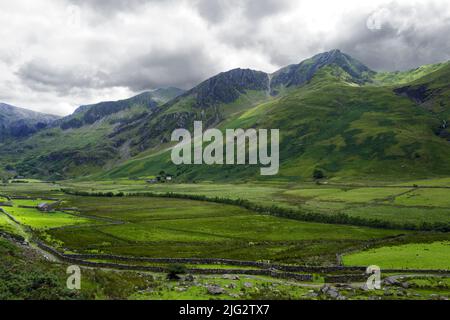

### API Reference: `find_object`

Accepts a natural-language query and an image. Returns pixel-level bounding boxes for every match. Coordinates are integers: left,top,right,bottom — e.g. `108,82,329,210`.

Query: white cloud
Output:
0,0,449,115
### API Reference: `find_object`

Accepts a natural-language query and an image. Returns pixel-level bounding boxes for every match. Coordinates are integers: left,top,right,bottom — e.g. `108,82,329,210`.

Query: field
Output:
343,241,450,270
0,213,24,236
63,179,450,227
43,195,403,263
6,201,92,230
1,180,449,300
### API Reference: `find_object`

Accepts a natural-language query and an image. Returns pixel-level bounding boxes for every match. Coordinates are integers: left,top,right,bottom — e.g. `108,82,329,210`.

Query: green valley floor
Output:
0,178,449,300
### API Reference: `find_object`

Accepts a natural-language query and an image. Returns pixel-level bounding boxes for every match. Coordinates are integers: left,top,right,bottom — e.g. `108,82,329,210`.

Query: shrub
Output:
313,169,325,180
166,264,187,280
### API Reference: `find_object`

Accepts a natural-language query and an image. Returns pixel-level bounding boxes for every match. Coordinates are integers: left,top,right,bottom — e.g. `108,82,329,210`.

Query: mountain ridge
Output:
0,103,60,142
2,50,450,181
57,87,185,130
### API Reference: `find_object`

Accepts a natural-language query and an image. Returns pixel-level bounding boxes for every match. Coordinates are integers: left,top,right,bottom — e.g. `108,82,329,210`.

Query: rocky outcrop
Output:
394,85,433,104
190,68,269,108
207,285,225,295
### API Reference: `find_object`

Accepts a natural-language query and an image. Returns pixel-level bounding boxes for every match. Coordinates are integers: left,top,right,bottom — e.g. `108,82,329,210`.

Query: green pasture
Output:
4,179,450,230
63,196,256,222
2,180,449,268
43,195,405,263
0,181,62,197
343,241,450,270
3,205,92,230
394,189,450,207
344,205,450,225
0,213,24,236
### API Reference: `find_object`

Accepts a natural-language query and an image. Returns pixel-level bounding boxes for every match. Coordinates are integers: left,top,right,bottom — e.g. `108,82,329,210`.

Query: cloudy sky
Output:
1,0,450,115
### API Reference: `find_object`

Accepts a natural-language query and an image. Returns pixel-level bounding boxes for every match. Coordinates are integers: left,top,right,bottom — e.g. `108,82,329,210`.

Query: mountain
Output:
0,88,184,178
270,49,375,93
391,62,450,142
0,103,60,142
56,87,185,130
187,68,269,107
2,50,450,182
100,51,450,181
107,68,272,152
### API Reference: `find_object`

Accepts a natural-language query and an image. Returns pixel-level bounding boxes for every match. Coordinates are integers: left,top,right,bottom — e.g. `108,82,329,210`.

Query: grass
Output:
344,205,450,225
0,213,25,236
3,206,92,230
132,275,312,300
0,181,63,197
66,181,284,208
315,188,412,203
285,187,412,203
40,195,404,263
62,196,256,222
60,180,450,228
343,241,450,270
394,189,450,207
373,62,448,85
97,215,401,242
1,181,449,300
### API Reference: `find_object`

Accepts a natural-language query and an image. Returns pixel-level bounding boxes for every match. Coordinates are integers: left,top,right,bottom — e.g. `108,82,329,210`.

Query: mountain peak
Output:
271,49,375,89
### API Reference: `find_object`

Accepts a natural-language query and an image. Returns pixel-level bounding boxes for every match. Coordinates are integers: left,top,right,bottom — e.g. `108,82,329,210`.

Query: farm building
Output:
37,201,61,212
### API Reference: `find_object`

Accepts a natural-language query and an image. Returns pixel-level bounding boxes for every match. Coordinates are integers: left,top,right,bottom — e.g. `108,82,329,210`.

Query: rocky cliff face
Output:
186,68,269,108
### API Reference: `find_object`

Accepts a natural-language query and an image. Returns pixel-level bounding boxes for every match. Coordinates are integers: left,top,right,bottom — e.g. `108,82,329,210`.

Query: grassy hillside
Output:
99,63,450,181
343,241,450,270
2,51,450,182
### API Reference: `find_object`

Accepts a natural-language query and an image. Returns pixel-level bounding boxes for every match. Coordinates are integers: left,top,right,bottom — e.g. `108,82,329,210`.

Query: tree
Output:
313,169,325,180
1,175,9,184
166,264,187,280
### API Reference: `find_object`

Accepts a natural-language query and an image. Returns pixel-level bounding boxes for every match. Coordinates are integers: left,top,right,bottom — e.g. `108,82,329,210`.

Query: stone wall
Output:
64,252,367,273
36,242,312,281
41,248,450,275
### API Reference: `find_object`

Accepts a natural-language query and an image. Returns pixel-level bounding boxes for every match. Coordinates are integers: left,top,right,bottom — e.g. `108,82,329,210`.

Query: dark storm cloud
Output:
17,47,218,94
242,0,293,20
2,0,450,115
329,2,450,71
66,0,151,14
108,48,220,91
194,0,293,23
199,0,450,72
17,59,107,94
